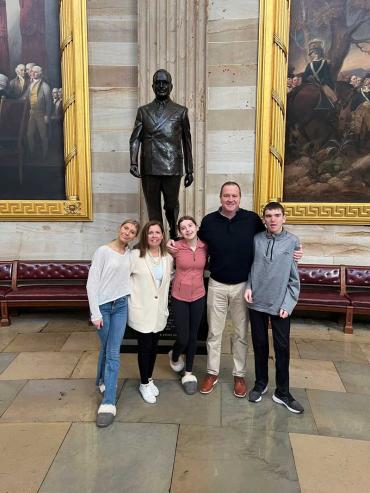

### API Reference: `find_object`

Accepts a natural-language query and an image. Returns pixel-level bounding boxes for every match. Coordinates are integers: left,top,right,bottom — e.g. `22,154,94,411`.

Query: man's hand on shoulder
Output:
166,239,179,255
130,164,141,178
293,244,303,262
184,173,193,188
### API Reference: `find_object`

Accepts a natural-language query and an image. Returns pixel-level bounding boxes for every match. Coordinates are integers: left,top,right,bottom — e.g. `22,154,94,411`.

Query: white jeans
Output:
206,278,249,377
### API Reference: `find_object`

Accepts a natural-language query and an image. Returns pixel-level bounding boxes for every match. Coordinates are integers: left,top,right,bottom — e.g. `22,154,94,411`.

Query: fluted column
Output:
138,0,207,226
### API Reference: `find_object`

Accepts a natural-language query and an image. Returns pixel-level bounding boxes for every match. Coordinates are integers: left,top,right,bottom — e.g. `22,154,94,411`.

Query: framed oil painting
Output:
255,0,370,224
0,0,92,220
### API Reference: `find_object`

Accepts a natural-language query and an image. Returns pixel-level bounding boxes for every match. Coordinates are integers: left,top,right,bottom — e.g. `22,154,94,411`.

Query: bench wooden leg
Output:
0,301,10,326
344,306,353,334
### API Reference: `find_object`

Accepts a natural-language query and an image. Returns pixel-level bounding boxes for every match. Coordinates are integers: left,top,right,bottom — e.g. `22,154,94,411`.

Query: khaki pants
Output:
206,278,248,377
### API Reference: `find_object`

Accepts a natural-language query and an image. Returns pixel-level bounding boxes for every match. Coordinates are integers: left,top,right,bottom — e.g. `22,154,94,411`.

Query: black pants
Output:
249,309,290,397
141,175,181,239
137,331,160,384
172,296,205,372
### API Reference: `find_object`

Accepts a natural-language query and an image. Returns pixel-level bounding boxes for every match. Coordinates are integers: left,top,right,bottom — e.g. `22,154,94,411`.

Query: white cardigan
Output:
128,249,174,333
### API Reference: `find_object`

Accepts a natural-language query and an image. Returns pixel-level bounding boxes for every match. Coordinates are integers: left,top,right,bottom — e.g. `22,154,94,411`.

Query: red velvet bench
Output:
1,261,90,326
344,266,370,331
295,264,353,334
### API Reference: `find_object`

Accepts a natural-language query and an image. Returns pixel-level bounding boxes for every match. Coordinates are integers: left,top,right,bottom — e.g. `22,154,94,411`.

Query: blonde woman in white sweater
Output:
128,220,173,404
87,219,140,427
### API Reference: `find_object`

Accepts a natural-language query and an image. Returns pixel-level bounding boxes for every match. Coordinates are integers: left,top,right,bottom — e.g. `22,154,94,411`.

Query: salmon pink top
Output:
171,239,207,302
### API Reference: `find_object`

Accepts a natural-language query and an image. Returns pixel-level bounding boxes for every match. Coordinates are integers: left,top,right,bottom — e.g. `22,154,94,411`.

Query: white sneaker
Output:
168,350,185,372
139,383,157,404
148,378,159,397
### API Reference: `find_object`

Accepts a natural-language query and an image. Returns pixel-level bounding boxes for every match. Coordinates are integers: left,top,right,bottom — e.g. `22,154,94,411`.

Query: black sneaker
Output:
272,393,304,414
248,385,268,403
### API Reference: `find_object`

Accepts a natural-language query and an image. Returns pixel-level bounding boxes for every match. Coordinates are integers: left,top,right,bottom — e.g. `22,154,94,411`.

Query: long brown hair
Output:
138,220,167,257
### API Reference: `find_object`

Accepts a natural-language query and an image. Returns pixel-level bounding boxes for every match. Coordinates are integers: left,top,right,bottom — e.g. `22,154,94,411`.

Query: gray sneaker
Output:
248,385,268,403
272,393,304,414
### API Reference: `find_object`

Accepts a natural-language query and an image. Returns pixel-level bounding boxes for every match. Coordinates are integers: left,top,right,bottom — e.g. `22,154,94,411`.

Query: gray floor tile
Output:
1,379,103,422
116,379,221,426
6,313,50,333
221,384,317,434
308,389,370,440
40,422,178,493
0,353,17,373
334,361,370,394
0,380,27,416
296,339,368,363
171,425,299,493
4,332,69,352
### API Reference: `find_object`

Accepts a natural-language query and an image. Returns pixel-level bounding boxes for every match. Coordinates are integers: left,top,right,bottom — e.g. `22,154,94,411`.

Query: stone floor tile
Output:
359,343,370,363
116,379,221,426
0,351,82,380
0,422,70,493
3,333,69,353
41,311,92,333
171,425,299,493
290,433,370,493
307,389,370,440
1,379,103,423
290,318,332,340
0,328,17,351
290,359,346,392
0,380,27,416
334,360,370,394
40,422,178,493
328,327,370,343
0,353,17,373
6,313,50,333
61,332,100,351
296,339,368,363
221,384,317,434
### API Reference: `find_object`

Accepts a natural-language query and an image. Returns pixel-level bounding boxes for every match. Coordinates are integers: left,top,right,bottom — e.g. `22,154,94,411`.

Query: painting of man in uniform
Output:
284,0,370,203
0,0,65,200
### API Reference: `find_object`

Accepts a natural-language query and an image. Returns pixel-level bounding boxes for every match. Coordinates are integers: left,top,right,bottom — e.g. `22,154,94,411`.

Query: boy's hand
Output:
244,289,253,303
167,239,178,255
293,244,303,262
92,319,104,329
279,309,289,319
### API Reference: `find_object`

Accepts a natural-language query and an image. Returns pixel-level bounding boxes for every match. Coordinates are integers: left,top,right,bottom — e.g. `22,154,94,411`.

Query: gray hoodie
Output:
247,229,300,316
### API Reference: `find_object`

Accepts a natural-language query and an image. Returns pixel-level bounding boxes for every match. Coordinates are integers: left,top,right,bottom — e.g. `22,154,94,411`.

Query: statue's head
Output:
152,69,173,100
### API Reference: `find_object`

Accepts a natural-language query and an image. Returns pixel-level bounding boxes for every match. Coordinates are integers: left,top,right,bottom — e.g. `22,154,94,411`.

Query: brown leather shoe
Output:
199,373,219,394
233,376,247,398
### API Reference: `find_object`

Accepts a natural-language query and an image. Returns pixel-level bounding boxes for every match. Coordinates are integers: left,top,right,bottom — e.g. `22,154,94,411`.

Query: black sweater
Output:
198,208,264,284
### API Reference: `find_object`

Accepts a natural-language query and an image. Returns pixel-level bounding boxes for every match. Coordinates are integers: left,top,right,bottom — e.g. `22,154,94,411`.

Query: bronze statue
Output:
129,69,193,239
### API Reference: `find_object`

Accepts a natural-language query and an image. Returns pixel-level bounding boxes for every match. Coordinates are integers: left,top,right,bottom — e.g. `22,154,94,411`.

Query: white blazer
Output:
128,249,174,333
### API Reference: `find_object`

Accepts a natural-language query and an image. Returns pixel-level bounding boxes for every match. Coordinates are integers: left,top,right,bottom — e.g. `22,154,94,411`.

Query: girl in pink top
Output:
168,216,207,394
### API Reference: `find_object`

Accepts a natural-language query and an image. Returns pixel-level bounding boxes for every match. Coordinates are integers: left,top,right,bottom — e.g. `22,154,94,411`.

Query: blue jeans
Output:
96,296,128,405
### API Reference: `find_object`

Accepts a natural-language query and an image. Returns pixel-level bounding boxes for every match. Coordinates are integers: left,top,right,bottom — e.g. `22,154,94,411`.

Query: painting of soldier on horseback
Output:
284,0,370,203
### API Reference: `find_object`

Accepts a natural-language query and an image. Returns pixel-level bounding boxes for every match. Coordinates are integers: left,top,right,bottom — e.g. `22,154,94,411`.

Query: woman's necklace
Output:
148,248,161,265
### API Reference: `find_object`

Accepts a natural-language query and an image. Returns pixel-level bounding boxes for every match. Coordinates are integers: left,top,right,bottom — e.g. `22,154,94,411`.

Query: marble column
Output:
137,0,207,226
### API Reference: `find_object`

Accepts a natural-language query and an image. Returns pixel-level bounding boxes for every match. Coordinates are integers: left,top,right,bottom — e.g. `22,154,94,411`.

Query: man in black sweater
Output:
198,182,265,398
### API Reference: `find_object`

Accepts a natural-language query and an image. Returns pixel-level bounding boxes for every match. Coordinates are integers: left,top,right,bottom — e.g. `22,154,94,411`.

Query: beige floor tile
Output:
290,359,346,392
6,313,50,333
0,352,82,380
0,329,17,352
61,332,100,351
296,339,368,363
0,380,27,416
290,433,370,493
41,311,92,333
0,422,70,493
3,333,69,353
358,343,370,363
1,379,101,423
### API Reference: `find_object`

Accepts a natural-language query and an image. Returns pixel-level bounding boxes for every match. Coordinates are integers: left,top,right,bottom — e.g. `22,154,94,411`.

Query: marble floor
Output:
0,312,370,493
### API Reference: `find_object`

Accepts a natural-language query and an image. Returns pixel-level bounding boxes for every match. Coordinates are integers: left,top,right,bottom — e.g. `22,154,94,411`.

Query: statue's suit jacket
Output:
130,98,193,176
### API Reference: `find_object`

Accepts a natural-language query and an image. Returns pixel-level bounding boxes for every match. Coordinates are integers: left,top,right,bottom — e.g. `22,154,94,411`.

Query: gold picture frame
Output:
0,0,92,221
254,0,370,224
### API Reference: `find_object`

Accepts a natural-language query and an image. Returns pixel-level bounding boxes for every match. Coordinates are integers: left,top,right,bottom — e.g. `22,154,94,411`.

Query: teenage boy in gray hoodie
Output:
244,201,303,413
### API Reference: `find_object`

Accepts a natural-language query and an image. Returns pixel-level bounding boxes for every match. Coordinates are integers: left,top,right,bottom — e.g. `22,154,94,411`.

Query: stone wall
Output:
0,0,369,265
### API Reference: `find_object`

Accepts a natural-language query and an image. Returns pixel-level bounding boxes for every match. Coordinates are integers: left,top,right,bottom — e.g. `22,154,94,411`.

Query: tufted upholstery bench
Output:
296,264,353,333
0,261,13,326
1,261,90,326
344,266,370,328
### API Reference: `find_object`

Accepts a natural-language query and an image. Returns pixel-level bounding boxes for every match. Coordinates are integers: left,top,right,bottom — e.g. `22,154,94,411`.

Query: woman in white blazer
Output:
129,220,173,403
